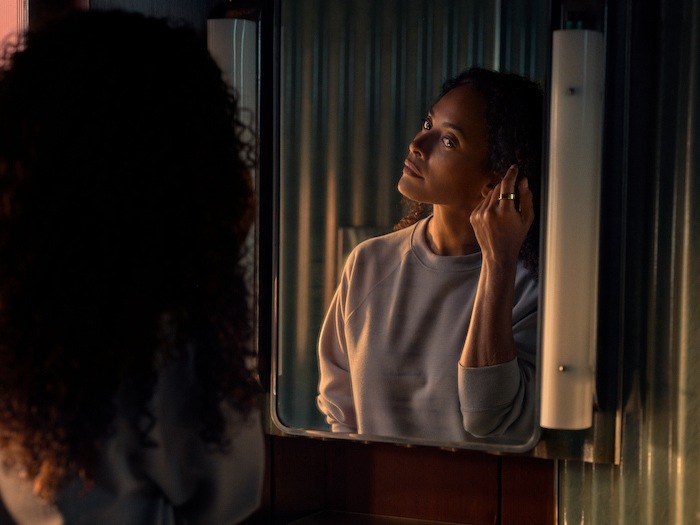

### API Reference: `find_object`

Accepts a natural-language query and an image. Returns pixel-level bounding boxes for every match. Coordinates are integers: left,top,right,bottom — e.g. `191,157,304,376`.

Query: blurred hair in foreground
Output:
0,9,258,501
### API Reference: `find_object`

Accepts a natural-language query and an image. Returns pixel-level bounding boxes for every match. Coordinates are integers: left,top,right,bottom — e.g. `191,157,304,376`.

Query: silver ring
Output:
499,193,515,201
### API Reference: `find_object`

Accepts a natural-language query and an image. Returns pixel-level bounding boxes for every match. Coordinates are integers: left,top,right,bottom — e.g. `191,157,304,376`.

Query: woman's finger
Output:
498,164,518,205
487,181,501,206
518,177,535,225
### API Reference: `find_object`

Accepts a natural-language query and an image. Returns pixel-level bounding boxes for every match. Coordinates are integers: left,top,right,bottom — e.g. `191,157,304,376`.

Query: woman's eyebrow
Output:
428,109,466,138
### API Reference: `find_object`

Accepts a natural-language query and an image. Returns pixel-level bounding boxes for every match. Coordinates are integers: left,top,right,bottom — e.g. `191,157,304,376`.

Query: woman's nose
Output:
409,133,427,158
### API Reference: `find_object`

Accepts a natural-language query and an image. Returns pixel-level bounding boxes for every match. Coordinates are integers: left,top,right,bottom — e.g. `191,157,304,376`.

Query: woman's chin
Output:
397,176,423,202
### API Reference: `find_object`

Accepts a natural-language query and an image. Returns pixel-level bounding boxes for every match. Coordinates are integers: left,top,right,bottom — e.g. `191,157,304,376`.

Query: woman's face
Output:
398,84,496,211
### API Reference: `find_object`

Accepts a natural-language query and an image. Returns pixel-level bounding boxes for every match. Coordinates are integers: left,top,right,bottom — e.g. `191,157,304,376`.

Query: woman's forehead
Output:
431,84,487,134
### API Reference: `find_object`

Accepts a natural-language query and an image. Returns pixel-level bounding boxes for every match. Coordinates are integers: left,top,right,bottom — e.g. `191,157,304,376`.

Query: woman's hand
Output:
461,164,532,368
469,164,534,267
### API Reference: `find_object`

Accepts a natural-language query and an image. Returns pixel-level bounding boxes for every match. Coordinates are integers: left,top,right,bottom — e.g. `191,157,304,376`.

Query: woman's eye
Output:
421,119,431,130
443,137,454,147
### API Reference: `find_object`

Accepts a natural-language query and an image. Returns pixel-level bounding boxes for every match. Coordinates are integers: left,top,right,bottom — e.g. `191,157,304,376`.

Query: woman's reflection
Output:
317,68,542,441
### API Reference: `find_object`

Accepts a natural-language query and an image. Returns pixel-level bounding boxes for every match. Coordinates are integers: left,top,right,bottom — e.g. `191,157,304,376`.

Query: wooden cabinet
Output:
245,435,555,525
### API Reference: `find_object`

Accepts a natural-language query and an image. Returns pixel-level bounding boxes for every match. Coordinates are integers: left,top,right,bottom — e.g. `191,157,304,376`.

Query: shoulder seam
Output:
344,242,412,324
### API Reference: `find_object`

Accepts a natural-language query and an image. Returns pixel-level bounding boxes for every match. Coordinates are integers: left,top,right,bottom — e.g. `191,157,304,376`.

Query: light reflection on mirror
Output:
274,0,548,450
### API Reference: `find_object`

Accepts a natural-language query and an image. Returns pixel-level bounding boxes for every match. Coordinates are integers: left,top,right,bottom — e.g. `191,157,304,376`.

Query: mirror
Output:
273,0,549,451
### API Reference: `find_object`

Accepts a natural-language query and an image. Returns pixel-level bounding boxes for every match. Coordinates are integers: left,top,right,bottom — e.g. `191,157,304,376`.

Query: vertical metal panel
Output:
276,0,548,430
558,0,700,522
90,0,209,34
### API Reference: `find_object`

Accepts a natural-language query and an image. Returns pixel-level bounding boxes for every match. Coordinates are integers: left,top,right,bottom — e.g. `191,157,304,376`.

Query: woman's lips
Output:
403,160,422,178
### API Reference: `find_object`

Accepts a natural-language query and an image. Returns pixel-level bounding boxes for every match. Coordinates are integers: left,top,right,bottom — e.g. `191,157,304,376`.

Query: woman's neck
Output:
425,206,481,256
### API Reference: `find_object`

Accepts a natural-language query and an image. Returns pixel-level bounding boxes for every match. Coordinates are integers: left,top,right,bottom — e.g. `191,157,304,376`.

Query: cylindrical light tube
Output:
540,29,605,430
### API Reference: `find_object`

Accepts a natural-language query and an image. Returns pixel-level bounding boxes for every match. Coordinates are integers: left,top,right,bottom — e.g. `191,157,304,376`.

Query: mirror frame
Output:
260,0,624,463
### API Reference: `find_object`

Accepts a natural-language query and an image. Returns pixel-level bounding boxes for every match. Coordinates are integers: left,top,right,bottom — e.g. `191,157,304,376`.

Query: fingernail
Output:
523,177,529,188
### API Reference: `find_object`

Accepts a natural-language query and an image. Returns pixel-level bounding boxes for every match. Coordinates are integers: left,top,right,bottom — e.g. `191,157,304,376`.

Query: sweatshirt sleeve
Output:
316,284,358,433
458,308,537,439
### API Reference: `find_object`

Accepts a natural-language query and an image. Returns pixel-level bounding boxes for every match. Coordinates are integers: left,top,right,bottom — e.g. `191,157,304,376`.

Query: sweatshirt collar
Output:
410,217,482,272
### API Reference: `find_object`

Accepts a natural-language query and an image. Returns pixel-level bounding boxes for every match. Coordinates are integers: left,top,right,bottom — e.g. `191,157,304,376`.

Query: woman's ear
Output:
480,172,501,197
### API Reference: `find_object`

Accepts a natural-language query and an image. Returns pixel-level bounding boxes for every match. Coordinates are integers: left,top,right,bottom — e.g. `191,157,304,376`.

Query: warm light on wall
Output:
0,0,27,63
540,29,605,430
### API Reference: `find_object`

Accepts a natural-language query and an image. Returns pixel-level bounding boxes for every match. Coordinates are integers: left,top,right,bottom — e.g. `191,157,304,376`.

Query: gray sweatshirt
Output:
317,217,538,443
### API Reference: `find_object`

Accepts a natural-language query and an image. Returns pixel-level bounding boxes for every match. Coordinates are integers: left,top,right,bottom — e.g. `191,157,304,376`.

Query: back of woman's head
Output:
0,9,256,500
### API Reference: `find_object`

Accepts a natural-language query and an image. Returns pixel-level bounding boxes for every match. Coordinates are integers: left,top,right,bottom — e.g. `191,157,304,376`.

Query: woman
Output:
316,68,542,442
0,10,263,524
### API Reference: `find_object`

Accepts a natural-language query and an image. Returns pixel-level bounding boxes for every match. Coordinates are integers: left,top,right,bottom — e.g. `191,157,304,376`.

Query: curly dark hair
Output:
0,10,257,500
396,67,543,279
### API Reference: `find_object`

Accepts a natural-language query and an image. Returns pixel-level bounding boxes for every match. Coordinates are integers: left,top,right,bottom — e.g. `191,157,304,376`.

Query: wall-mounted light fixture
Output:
540,28,605,430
